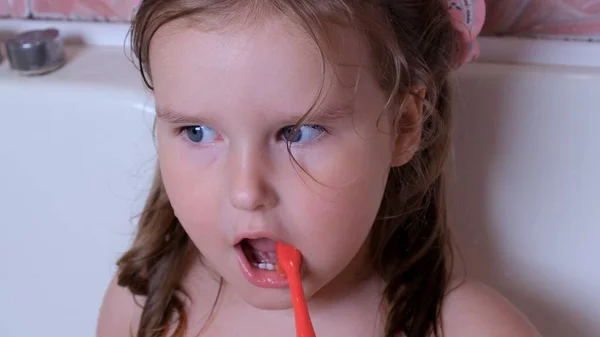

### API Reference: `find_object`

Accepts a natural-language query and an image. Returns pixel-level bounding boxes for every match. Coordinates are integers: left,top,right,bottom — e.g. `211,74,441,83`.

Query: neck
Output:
309,240,383,311
304,245,386,336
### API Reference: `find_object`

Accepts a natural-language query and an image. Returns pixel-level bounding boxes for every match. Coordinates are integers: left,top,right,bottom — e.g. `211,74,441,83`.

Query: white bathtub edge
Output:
478,36,600,68
3,19,600,68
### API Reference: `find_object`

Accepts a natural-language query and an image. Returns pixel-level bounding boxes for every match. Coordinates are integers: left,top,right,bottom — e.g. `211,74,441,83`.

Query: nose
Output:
228,146,278,212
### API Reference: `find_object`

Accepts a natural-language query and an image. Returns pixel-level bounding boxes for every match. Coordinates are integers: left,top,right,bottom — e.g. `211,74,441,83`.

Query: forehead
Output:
148,16,378,116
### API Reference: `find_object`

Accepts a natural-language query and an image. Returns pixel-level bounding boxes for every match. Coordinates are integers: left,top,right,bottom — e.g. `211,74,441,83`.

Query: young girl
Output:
98,1,540,336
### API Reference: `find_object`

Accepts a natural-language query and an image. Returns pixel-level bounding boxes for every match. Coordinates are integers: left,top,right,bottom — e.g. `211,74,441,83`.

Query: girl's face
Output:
150,17,418,309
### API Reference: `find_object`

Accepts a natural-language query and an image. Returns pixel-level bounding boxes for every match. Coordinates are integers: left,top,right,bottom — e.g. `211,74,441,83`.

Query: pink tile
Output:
0,1,8,17
0,0,28,17
31,0,139,21
484,0,600,37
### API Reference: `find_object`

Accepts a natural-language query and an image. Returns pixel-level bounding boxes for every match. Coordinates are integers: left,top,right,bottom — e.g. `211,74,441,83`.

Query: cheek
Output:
290,138,391,263
156,130,221,235
294,169,388,282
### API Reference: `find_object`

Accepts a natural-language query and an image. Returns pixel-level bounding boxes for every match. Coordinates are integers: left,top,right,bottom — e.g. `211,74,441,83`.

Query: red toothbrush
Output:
276,242,316,337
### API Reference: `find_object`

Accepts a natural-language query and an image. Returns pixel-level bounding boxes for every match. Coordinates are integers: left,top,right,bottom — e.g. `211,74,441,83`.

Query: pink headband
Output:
445,0,486,67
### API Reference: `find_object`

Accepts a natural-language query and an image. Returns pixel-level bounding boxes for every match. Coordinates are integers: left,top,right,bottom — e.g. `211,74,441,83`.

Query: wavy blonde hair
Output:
117,1,463,337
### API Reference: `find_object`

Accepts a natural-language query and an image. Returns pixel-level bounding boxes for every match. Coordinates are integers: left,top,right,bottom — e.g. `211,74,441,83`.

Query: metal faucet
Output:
5,28,66,75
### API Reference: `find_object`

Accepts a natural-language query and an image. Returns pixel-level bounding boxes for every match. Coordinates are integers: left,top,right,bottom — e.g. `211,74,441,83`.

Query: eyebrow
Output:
155,100,355,125
155,107,215,125
296,100,356,124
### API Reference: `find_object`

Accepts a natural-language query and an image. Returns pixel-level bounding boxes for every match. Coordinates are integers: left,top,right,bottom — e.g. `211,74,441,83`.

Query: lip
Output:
233,231,284,246
234,244,290,288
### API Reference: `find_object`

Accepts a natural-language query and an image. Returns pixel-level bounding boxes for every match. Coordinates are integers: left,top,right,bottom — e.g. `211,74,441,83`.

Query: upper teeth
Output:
253,262,276,271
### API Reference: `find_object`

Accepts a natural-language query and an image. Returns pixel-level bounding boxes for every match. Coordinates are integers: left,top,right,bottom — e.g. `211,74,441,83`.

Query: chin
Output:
237,286,295,310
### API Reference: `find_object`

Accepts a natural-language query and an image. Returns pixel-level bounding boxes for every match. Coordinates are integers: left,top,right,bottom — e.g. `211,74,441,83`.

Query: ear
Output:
391,87,426,167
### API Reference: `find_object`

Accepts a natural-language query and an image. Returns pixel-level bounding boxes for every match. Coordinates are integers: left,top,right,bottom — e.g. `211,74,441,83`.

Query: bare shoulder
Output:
439,278,541,337
96,273,144,337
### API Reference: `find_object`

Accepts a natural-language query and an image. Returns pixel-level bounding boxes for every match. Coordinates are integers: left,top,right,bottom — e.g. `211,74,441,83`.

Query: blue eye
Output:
281,125,325,143
184,126,219,143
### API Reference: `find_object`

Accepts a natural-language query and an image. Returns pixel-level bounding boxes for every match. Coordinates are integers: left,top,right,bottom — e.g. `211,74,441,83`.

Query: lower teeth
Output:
252,262,276,271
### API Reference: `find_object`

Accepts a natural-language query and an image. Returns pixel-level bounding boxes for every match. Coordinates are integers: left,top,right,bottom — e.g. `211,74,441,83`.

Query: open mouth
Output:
241,239,278,271
235,237,289,288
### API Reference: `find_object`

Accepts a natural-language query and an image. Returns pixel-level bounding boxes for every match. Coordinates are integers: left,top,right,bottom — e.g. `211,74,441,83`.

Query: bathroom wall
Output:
1,0,600,40
0,0,138,21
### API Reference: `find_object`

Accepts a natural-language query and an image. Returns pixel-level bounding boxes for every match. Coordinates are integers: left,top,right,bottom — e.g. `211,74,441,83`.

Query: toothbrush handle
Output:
288,269,316,337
